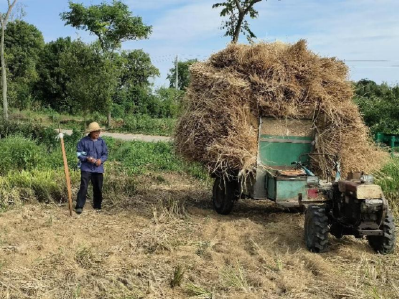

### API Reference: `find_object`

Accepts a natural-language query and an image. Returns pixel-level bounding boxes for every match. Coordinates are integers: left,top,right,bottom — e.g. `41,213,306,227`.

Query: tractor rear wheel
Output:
212,177,239,215
367,210,396,254
304,205,329,253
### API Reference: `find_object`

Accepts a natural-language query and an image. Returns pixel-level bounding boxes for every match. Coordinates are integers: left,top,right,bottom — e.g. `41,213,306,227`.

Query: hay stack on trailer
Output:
175,40,388,180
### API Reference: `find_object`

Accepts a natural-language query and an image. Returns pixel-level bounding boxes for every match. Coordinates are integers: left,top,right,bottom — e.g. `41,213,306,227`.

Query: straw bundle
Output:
175,40,388,179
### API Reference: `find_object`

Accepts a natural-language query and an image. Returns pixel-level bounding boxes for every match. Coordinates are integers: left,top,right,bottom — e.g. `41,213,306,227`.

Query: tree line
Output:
0,0,398,136
1,0,187,125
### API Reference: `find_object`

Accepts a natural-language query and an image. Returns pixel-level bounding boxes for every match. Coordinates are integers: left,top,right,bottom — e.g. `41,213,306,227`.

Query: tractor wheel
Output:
212,177,239,215
367,210,396,254
304,205,329,253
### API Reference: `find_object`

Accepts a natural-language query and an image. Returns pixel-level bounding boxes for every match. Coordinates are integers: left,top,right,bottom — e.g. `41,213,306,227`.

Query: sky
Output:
1,0,399,88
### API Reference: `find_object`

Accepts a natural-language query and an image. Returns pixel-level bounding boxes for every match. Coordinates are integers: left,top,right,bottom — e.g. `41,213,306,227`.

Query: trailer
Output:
212,117,396,254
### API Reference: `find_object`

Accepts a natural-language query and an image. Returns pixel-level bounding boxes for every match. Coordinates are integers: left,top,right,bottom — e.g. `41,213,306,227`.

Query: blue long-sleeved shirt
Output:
76,135,108,173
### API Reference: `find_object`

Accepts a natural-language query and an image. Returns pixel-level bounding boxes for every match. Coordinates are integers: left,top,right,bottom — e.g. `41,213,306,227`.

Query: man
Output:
75,122,108,214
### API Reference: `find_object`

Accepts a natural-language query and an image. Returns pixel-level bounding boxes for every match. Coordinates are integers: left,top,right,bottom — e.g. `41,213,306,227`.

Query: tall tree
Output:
60,0,152,126
60,41,117,120
166,59,197,91
212,0,263,43
113,49,159,115
119,50,159,88
5,20,44,110
0,0,17,120
35,37,73,112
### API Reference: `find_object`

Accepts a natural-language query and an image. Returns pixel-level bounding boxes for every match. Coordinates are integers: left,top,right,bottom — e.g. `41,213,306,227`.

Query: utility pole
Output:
175,55,179,90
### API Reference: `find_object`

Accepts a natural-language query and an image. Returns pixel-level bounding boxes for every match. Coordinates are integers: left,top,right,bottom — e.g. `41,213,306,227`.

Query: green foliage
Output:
60,0,152,51
212,0,262,43
0,136,44,175
60,40,117,117
4,20,45,110
35,37,73,112
166,59,197,91
119,114,176,136
112,140,207,179
374,158,399,214
119,50,159,87
0,121,208,207
354,80,399,135
154,87,183,118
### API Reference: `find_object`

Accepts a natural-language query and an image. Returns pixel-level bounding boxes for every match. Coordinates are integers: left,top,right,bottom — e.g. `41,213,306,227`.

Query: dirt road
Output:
0,172,398,299
59,129,172,142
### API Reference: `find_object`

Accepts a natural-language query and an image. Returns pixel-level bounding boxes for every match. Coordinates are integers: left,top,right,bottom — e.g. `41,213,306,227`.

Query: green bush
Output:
0,136,44,174
113,140,208,179
374,158,399,214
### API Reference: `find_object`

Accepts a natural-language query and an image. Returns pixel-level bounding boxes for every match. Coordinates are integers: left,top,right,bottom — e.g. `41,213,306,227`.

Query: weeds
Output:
185,282,213,298
170,265,185,288
220,262,249,292
75,246,98,269
374,158,399,216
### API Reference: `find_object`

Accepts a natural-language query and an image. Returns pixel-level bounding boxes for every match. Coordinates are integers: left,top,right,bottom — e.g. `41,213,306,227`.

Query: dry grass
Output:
0,173,398,299
175,40,389,180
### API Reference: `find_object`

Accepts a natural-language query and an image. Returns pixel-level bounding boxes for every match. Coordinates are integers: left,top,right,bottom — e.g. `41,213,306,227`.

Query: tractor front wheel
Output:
212,177,239,215
304,205,329,253
367,210,396,254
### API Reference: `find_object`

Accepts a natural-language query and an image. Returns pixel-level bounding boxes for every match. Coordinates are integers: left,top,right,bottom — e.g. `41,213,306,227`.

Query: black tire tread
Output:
212,177,238,215
305,205,329,253
367,211,396,254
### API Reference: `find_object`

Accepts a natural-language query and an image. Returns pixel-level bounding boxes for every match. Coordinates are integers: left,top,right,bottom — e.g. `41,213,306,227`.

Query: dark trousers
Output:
76,171,103,209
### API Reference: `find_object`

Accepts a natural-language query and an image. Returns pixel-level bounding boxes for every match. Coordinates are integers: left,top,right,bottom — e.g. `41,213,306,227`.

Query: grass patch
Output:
374,157,399,216
113,114,176,136
0,121,208,208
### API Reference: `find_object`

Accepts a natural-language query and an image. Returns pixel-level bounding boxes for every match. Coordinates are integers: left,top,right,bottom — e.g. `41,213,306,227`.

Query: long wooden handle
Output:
60,136,73,216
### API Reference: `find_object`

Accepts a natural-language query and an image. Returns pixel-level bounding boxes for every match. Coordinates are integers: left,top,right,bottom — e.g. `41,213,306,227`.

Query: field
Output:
10,109,176,137
0,172,398,299
0,121,398,299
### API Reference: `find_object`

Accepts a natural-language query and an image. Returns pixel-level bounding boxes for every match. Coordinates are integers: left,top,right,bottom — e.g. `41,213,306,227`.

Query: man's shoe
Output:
75,208,83,214
94,207,102,212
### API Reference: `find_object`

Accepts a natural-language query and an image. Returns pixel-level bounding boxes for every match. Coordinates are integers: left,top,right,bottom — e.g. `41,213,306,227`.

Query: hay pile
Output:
175,40,388,179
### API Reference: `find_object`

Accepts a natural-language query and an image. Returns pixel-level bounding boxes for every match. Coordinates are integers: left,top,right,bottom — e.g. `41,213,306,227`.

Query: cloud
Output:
126,0,398,85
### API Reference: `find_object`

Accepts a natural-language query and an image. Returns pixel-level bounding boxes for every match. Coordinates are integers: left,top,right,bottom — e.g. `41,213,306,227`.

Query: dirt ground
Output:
0,173,398,299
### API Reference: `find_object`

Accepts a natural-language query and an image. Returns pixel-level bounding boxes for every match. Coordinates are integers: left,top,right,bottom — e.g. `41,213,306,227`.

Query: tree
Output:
119,50,159,88
35,37,73,112
166,59,197,91
155,87,184,118
0,0,18,120
60,41,117,120
60,0,152,52
112,49,159,115
212,0,263,43
5,20,44,109
60,0,152,125
354,79,399,135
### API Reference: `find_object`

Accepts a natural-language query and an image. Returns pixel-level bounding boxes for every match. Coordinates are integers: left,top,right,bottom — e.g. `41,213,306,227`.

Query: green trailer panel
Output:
259,135,313,167
266,173,307,201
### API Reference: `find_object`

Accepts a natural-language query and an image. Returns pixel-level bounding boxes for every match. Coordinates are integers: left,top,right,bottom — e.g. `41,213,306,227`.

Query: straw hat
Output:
86,122,103,133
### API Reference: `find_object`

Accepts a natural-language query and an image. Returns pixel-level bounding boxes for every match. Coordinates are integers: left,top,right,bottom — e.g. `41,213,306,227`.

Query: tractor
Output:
212,117,396,254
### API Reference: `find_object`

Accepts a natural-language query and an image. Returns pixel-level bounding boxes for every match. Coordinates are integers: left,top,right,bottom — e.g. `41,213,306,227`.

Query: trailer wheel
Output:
304,205,329,253
212,177,238,215
367,210,396,254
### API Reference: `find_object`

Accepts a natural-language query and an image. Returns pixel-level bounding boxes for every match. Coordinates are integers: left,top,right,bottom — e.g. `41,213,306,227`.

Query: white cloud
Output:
126,0,398,86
